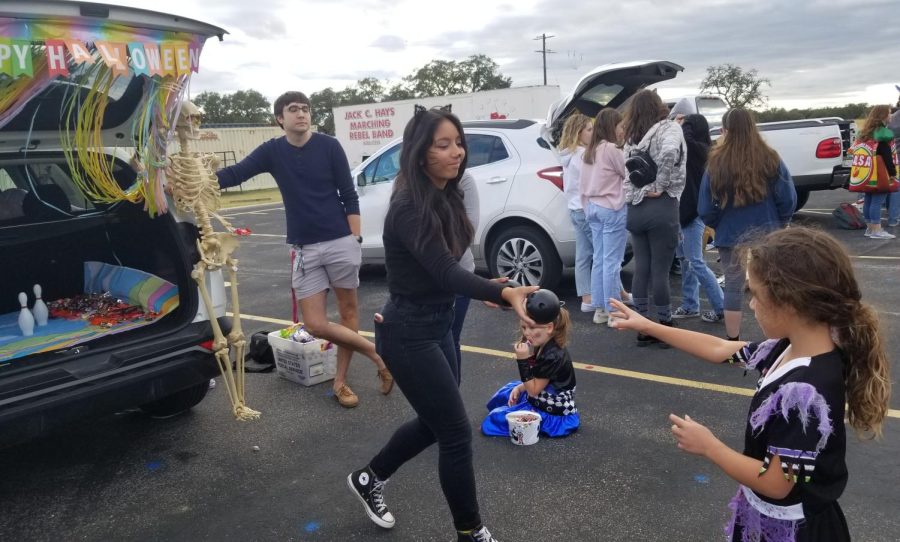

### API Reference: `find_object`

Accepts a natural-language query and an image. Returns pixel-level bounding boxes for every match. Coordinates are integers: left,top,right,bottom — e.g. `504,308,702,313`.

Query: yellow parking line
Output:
230,312,899,419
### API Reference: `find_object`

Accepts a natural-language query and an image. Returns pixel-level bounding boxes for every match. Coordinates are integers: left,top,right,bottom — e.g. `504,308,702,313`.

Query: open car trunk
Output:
0,152,198,368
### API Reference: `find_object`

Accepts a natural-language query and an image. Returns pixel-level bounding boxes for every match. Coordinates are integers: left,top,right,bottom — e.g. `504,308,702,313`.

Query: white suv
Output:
354,60,685,289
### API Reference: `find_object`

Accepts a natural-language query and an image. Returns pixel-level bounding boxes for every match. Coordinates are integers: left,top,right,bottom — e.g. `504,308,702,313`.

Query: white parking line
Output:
229,312,900,419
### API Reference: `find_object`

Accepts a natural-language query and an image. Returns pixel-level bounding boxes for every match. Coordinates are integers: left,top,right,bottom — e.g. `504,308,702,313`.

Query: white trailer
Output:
333,85,561,167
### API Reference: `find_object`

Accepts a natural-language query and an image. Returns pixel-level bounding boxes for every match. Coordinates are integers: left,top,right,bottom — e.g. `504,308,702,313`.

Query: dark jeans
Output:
451,295,471,382
370,295,481,531
626,194,679,321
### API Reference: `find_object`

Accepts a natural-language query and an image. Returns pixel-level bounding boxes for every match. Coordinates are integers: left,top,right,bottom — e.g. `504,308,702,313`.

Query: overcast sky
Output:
103,0,898,110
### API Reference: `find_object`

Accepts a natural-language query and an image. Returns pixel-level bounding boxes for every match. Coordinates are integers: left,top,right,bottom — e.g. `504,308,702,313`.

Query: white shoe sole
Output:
347,474,395,529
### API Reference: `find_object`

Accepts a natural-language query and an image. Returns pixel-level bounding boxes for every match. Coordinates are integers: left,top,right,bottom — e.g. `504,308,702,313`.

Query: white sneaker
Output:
620,292,634,307
580,302,596,313
593,309,609,324
869,230,896,239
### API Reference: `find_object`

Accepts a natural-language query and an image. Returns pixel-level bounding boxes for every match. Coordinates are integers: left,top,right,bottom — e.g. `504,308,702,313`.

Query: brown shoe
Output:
377,368,394,395
333,384,359,408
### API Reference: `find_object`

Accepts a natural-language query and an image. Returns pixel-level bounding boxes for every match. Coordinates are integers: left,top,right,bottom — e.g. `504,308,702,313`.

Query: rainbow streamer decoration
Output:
0,15,219,216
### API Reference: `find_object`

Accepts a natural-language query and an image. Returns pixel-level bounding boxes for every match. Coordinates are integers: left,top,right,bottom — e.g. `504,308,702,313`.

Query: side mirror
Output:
356,172,367,187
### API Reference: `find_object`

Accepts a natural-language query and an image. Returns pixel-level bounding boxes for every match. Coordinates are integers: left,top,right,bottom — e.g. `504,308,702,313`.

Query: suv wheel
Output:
488,225,562,289
140,380,211,419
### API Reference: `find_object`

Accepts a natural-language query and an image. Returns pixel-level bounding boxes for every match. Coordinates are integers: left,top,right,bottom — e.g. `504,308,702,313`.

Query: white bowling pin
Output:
18,291,34,337
32,284,49,326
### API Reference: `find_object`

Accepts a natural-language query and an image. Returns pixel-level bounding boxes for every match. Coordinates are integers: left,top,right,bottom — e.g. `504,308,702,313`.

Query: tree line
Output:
193,61,881,130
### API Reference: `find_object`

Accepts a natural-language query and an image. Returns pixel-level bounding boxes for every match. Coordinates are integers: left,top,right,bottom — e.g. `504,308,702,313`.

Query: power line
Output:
533,33,556,86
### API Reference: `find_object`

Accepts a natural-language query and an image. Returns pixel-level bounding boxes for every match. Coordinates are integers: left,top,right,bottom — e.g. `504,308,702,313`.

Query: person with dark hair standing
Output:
347,107,537,542
216,91,393,408
671,113,724,323
621,90,686,346
698,107,796,341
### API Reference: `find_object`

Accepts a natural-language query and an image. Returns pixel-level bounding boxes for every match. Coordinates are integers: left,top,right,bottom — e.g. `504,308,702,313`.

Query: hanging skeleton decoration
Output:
168,101,259,420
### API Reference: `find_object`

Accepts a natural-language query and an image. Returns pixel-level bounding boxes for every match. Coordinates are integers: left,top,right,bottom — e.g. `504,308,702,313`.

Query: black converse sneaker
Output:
347,466,395,529
457,525,499,541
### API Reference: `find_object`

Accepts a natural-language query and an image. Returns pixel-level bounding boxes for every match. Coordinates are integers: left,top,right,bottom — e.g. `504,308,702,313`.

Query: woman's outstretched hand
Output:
501,285,539,325
608,298,650,332
669,414,718,457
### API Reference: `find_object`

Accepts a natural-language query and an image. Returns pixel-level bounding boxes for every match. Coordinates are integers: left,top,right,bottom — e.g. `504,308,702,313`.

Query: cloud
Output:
422,0,899,106
370,35,407,52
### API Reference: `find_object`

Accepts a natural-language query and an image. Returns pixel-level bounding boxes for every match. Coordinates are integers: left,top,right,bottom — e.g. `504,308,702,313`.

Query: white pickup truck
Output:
668,95,853,210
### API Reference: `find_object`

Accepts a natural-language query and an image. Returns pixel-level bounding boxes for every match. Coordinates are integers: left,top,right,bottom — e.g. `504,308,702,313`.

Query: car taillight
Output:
199,339,215,351
815,137,842,159
537,166,564,190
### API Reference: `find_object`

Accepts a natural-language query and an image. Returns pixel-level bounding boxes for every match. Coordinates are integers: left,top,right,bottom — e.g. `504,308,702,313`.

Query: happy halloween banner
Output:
0,38,201,78
0,18,207,79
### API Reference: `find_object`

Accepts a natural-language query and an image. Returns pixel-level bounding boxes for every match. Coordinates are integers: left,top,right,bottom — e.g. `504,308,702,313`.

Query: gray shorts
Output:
290,235,361,300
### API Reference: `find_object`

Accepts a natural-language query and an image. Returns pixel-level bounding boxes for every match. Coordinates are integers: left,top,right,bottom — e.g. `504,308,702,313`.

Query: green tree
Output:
310,87,339,134
403,55,511,98
755,103,870,123
699,64,770,109
194,89,273,124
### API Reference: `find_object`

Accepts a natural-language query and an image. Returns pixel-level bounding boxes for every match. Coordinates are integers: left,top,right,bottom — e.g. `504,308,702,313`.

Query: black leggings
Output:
369,295,481,531
626,194,679,321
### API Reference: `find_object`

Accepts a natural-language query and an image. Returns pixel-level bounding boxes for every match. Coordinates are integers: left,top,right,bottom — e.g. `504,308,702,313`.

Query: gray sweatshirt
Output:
458,172,480,273
623,119,686,206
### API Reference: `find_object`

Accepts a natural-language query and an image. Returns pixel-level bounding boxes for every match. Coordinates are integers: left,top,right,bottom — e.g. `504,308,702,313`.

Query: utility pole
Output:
534,33,555,85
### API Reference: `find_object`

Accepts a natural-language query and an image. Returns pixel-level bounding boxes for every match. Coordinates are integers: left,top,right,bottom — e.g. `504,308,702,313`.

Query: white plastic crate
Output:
267,330,336,387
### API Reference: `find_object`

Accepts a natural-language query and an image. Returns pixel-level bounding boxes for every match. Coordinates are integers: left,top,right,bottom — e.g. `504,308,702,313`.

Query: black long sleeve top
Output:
383,192,506,305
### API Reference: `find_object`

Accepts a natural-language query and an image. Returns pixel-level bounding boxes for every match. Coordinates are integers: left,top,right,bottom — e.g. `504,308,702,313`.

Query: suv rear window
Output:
0,154,133,224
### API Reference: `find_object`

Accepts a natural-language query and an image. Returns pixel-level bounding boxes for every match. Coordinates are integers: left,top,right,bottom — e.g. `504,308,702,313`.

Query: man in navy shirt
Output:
217,91,393,408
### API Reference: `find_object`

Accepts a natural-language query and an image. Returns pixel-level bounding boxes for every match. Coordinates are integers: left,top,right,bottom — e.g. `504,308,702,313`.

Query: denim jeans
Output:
569,209,593,298
370,295,481,531
886,191,900,224
586,202,627,312
863,192,888,225
677,217,724,314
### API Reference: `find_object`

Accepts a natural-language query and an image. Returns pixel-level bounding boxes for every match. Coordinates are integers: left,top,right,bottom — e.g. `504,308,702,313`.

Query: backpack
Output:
831,202,866,229
246,330,276,371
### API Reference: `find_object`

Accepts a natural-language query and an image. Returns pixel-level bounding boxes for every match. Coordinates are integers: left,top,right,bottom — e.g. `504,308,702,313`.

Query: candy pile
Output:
278,324,318,344
48,292,158,328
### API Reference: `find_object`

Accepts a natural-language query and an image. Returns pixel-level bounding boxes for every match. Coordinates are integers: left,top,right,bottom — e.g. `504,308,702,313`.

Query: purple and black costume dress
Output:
481,339,580,438
727,338,850,542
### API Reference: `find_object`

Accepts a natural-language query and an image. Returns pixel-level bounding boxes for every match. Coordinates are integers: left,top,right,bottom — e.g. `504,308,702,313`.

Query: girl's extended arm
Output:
670,414,794,500
609,299,745,363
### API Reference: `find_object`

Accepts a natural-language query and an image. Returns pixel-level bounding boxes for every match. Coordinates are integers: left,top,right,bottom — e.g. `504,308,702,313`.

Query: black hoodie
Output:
678,114,711,227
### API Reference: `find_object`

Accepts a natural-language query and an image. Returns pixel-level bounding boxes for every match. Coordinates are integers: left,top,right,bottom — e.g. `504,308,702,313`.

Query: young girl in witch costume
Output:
482,291,580,438
609,227,890,542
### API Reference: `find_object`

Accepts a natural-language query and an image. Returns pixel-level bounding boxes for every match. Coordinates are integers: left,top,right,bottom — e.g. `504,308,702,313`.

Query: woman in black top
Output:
346,107,537,542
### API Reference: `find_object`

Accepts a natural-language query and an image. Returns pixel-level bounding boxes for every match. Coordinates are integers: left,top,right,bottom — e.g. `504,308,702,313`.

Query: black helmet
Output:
526,289,562,324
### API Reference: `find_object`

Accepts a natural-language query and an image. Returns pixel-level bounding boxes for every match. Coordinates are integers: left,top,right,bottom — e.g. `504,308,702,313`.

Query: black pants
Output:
626,194,679,321
369,295,481,531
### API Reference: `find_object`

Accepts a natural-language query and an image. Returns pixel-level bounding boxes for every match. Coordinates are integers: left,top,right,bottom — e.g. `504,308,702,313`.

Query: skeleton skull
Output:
176,100,203,140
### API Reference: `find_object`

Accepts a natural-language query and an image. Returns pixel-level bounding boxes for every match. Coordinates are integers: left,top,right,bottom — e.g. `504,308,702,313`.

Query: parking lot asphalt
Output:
1,189,898,542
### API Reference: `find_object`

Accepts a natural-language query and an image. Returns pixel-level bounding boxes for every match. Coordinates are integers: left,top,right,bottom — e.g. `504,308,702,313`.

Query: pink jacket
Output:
580,141,626,211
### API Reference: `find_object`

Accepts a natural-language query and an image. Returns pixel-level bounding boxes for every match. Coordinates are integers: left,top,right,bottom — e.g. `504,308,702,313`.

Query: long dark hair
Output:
707,108,780,207
621,90,668,145
391,108,473,258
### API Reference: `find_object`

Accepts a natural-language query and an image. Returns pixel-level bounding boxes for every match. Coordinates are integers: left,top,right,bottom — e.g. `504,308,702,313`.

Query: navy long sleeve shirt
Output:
698,160,796,248
216,133,360,245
